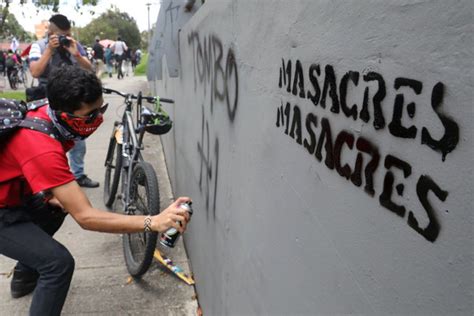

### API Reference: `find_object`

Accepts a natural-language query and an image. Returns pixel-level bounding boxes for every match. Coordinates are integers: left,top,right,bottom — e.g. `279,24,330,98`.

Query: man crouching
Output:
0,65,190,315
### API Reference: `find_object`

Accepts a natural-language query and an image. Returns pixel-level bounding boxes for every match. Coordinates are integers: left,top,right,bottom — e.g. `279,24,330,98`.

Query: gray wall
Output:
148,1,473,315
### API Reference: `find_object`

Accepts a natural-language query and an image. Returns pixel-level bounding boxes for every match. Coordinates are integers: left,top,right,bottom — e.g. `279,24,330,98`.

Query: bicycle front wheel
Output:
123,161,160,278
21,71,27,89
8,74,17,90
103,134,122,208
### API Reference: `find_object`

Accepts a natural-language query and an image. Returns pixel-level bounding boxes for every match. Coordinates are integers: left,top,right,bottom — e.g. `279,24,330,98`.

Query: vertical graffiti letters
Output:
189,33,239,220
197,106,220,219
188,32,239,122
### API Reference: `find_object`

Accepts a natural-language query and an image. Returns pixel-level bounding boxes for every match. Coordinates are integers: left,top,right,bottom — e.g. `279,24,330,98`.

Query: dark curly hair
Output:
47,65,103,113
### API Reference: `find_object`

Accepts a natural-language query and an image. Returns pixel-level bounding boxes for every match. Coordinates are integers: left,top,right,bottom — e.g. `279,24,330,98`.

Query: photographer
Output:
29,14,99,188
29,15,92,89
0,65,191,316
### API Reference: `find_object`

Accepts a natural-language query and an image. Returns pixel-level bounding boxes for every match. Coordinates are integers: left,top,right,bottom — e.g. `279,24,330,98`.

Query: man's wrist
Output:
44,46,54,57
74,51,82,58
144,215,152,232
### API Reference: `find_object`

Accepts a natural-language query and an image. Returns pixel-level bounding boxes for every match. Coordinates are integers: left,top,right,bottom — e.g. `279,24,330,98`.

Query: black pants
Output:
0,205,74,316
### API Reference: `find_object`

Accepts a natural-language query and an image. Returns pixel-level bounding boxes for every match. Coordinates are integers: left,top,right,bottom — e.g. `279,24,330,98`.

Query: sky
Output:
7,0,161,33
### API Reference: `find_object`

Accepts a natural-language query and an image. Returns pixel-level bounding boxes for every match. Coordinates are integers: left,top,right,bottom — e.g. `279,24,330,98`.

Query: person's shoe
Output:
11,268,39,299
76,175,100,188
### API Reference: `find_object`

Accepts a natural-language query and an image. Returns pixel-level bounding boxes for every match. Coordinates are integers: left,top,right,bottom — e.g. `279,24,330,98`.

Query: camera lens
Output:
59,35,70,47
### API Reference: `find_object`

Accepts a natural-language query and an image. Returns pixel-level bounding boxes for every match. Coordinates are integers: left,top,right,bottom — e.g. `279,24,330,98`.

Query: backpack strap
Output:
20,99,62,140
27,98,49,111
18,117,59,139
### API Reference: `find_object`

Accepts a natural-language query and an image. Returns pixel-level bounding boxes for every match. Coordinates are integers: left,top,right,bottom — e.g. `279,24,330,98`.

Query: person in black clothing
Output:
92,36,104,78
0,50,6,76
6,50,21,89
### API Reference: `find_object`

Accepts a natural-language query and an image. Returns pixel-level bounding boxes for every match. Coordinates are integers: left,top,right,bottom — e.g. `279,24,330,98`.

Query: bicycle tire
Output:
21,71,27,89
122,161,160,278
9,74,17,90
103,135,122,208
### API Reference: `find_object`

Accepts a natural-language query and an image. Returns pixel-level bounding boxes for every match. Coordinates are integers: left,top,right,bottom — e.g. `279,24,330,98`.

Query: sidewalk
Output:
0,75,198,315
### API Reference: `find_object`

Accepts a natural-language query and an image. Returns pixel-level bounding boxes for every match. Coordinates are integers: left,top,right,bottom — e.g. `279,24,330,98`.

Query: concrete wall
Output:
148,1,473,315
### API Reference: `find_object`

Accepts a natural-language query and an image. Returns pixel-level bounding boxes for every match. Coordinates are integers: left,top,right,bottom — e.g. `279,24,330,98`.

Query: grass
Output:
0,91,26,101
134,53,148,76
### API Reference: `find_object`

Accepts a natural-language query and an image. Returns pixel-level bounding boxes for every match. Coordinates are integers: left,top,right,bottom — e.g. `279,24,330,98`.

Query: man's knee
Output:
42,245,75,278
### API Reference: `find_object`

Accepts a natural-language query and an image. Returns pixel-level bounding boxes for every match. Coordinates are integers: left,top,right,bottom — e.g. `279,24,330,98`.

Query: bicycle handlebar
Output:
102,87,175,104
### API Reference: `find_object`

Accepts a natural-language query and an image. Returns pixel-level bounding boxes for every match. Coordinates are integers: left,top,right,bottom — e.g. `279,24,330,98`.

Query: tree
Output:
79,9,141,49
0,0,99,38
0,12,33,42
140,30,149,52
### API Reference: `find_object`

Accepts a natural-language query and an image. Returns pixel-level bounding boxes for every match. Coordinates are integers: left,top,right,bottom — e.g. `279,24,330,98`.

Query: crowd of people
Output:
1,34,143,90
86,36,142,79
0,49,29,89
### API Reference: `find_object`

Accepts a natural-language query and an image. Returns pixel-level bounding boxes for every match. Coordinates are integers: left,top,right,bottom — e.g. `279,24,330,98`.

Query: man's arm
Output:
69,41,92,71
29,42,54,78
51,181,190,234
74,53,92,70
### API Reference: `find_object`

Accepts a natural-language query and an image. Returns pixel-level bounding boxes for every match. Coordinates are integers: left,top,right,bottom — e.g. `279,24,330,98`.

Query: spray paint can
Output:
160,202,193,248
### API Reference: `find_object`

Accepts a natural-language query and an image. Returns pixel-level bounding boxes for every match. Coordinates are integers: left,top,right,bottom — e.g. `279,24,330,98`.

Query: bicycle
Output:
17,65,28,89
102,87,174,278
7,65,27,90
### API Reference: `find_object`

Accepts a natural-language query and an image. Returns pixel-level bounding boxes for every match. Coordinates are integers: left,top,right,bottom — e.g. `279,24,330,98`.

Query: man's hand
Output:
47,34,79,57
63,36,80,57
151,197,192,233
47,34,61,51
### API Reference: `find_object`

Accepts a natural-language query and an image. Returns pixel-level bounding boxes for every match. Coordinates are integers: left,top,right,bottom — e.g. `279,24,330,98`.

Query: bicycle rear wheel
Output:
103,133,122,208
20,70,27,89
123,161,160,278
8,73,17,90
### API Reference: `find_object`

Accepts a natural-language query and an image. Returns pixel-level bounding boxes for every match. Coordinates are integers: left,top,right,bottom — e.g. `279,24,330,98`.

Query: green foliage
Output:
1,0,99,40
78,9,141,49
140,30,151,52
0,91,26,101
134,53,148,76
0,13,33,41
29,0,98,12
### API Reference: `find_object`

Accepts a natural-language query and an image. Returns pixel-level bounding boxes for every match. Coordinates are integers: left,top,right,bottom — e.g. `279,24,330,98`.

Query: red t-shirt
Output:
0,106,75,208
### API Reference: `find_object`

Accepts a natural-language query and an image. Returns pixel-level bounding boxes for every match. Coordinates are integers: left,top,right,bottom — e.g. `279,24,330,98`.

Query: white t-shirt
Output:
112,41,128,56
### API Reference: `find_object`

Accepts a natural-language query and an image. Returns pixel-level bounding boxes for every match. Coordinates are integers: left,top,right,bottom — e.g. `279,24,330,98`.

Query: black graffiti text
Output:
197,105,219,219
279,59,459,161
188,31,239,122
276,101,448,242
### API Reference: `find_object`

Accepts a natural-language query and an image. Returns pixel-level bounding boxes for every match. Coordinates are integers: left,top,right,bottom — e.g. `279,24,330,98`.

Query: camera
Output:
58,35,71,47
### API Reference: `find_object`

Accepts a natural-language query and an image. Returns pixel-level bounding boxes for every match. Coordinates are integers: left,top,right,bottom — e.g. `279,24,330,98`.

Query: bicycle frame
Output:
118,93,146,213
103,87,174,212
102,87,174,276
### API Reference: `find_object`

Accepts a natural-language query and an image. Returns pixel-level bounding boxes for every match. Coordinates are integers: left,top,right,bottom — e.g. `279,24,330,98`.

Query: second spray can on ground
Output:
159,202,193,248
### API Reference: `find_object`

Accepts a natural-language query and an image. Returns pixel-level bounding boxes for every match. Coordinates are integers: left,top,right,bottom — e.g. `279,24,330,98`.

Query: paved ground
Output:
0,74,198,315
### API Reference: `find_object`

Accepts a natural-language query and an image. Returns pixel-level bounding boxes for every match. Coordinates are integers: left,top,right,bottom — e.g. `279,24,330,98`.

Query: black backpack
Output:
0,98,59,141
5,56,15,68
